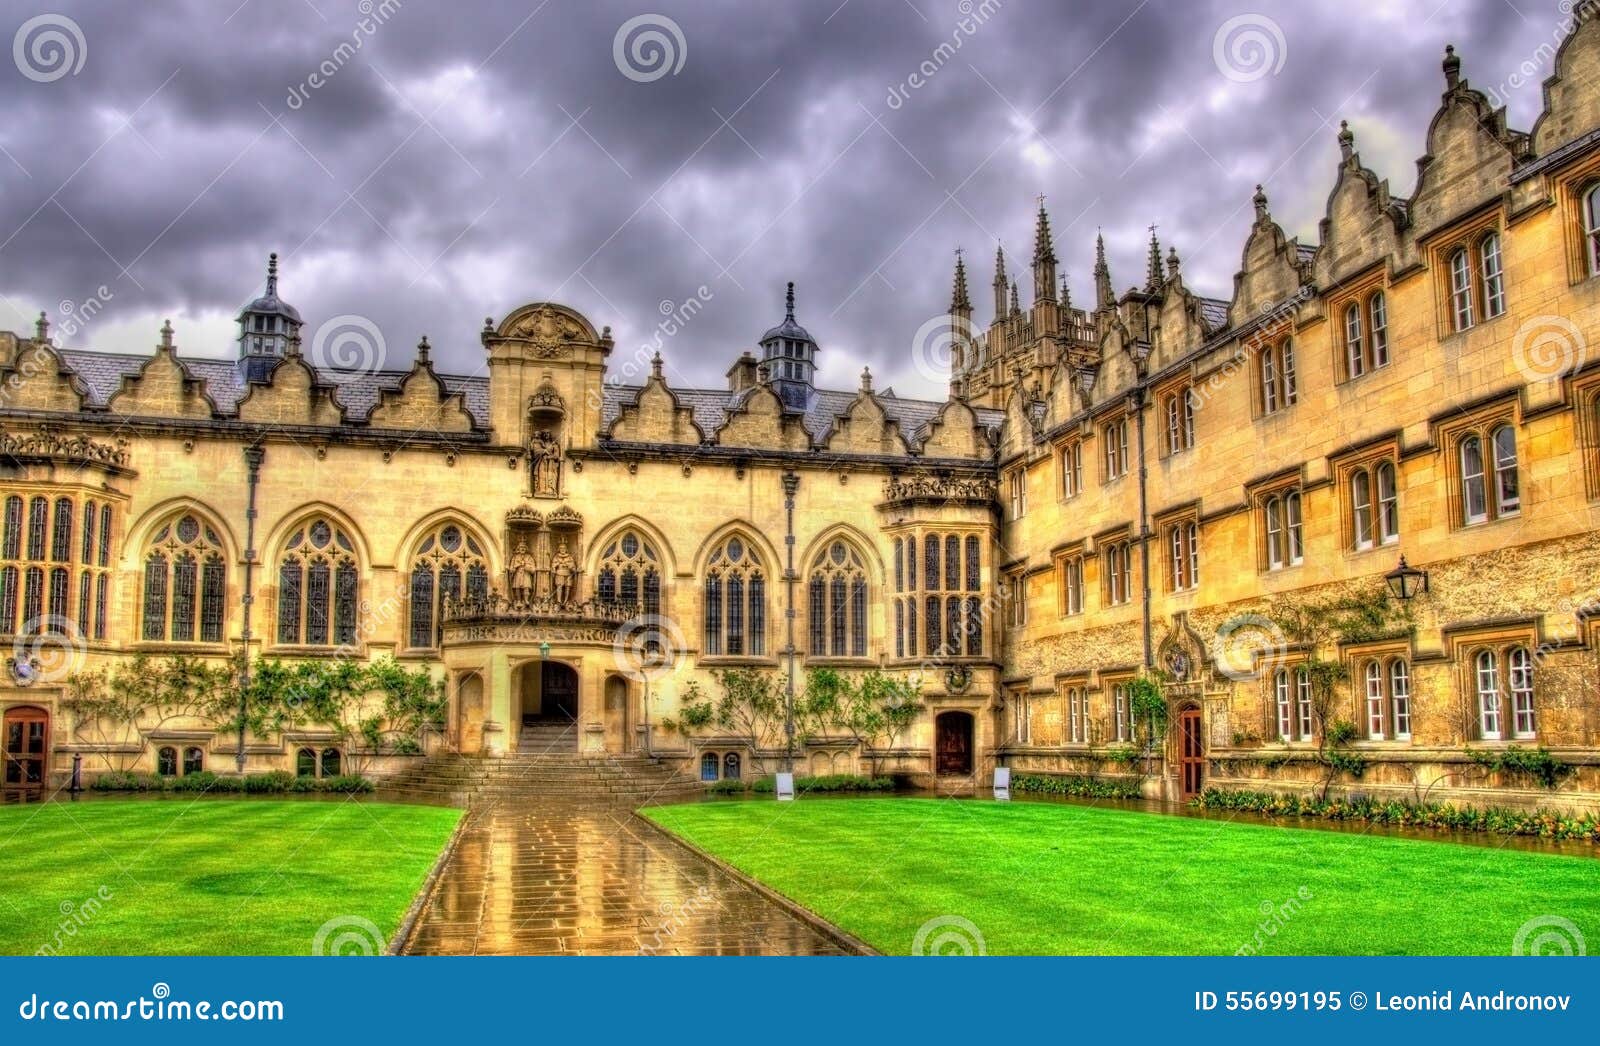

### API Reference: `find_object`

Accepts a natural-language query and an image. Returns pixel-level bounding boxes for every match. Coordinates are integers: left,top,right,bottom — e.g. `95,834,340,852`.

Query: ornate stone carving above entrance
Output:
503,507,584,608
503,304,590,358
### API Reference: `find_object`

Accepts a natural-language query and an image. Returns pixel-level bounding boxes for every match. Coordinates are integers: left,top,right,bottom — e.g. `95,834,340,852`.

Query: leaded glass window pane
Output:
143,556,168,640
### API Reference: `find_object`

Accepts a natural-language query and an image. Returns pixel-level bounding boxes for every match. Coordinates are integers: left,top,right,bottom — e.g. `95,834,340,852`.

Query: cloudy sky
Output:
0,0,1575,399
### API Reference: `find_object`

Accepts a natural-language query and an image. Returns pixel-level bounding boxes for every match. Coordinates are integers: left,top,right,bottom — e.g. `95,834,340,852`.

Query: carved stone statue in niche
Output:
552,540,575,605
509,540,536,604
530,430,561,498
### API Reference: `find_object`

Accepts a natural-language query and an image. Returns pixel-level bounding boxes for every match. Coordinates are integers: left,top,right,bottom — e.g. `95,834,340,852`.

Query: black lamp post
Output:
1385,556,1429,601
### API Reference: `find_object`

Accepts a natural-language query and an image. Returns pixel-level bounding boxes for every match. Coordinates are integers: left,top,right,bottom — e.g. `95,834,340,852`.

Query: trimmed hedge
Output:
1192,787,1600,842
91,770,375,795
706,773,897,795
1010,773,1142,800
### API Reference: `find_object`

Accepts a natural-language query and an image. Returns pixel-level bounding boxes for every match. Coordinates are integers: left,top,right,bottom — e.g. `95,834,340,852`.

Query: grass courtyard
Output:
643,798,1600,955
0,799,460,955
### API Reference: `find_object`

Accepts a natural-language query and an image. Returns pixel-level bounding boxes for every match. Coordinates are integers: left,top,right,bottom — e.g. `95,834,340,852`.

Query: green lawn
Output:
0,799,460,955
644,798,1600,955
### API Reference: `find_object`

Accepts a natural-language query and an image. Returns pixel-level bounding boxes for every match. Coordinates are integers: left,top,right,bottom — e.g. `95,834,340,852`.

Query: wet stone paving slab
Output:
403,800,851,955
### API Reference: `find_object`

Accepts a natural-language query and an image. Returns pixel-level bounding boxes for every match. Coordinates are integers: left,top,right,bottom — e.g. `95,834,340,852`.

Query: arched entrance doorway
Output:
603,674,630,753
935,711,973,776
518,661,580,724
1177,705,1205,799
3,706,50,791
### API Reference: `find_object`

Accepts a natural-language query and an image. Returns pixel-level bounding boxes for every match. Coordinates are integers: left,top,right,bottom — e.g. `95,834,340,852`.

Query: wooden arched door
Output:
1177,706,1205,799
3,706,49,791
935,711,974,776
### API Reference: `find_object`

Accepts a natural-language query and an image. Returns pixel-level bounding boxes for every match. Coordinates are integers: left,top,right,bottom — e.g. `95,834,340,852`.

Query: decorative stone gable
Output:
712,385,810,452
0,339,87,414
820,390,908,457
235,355,346,427
606,372,704,446
366,340,476,433
1532,16,1600,154
917,397,989,460
107,324,218,421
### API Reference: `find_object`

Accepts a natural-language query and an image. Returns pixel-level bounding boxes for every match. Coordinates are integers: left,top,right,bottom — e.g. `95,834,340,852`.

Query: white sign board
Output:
993,767,1011,801
775,772,795,801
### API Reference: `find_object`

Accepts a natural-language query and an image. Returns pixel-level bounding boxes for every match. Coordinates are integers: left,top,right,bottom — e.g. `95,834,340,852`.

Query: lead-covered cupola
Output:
758,281,817,412
237,252,303,382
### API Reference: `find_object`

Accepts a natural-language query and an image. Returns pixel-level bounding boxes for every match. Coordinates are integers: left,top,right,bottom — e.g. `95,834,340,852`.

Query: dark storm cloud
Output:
0,0,1569,396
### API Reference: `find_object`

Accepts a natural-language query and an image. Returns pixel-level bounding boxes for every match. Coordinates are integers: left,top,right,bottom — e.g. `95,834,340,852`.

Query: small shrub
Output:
169,771,221,792
743,773,895,794
91,770,163,792
705,778,748,795
243,770,296,793
1010,773,1142,800
1191,788,1600,842
320,774,375,794
88,768,374,795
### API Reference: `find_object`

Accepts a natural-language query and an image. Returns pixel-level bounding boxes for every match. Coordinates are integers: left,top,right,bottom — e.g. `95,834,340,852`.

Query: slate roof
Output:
53,347,995,447
57,349,492,428
1197,297,1230,330
599,383,1003,447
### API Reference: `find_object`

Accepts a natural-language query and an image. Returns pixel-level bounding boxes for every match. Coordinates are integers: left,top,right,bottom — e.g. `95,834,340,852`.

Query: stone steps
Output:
377,747,702,806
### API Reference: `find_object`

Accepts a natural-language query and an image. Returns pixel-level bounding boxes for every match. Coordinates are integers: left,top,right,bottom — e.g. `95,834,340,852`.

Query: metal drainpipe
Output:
781,470,799,775
235,442,265,773
1133,387,1153,671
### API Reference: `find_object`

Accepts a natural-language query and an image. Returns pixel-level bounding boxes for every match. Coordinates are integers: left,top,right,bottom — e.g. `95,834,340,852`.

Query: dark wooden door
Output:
1178,707,1204,799
936,712,973,776
3,707,49,790
541,662,579,720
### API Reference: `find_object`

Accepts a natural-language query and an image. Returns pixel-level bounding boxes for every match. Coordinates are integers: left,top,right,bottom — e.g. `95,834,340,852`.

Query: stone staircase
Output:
377,721,703,807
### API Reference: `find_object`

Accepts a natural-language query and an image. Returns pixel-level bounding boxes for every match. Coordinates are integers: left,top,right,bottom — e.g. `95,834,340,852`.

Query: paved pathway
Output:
403,800,851,955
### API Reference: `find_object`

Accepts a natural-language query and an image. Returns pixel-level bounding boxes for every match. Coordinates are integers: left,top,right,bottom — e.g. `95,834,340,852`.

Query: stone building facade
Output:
4,21,1600,808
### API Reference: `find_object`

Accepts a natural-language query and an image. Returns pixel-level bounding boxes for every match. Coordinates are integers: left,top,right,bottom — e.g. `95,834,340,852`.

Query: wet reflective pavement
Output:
402,799,853,955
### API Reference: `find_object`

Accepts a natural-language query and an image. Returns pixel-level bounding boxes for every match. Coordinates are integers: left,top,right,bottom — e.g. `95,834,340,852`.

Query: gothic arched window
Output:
407,521,490,649
806,539,868,658
142,512,227,643
704,535,766,657
596,529,663,620
277,517,358,648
